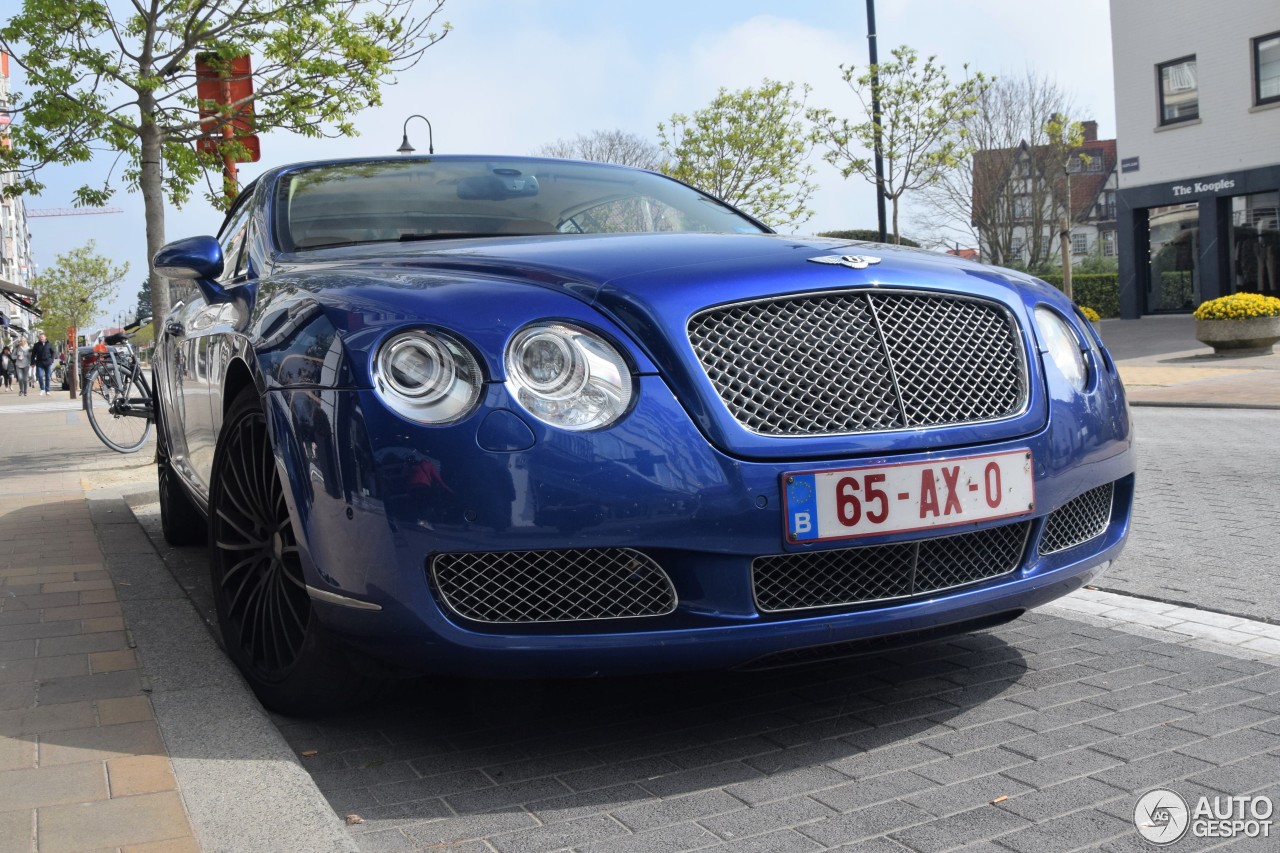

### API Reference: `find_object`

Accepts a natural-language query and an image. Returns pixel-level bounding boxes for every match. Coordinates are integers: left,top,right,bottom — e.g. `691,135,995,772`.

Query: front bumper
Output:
268,373,1134,677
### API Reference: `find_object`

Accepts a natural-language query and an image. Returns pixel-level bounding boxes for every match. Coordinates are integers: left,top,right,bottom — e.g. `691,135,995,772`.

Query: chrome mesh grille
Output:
753,521,1031,613
1039,482,1115,555
687,291,1026,435
431,548,676,624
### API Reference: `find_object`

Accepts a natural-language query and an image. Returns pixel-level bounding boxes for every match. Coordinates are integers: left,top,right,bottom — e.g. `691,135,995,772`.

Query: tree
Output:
0,0,450,335
133,277,153,326
658,79,817,230
535,129,662,170
912,71,1085,270
809,46,988,244
30,241,128,341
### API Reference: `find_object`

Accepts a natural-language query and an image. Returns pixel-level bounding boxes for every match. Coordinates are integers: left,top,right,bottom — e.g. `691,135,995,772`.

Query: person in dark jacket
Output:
31,331,56,396
0,345,13,391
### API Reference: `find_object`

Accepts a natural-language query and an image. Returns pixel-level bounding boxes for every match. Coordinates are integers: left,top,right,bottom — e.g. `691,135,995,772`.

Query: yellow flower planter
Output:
1194,316,1280,354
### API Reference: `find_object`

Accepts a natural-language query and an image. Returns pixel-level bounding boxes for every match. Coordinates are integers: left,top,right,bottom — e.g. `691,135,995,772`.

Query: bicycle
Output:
82,332,154,453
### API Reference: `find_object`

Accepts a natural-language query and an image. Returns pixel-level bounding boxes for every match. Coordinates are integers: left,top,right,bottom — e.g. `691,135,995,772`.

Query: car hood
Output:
280,233,1053,459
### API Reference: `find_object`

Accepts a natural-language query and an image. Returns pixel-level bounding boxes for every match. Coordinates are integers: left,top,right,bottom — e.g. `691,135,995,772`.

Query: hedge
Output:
1036,273,1120,318
816,229,922,248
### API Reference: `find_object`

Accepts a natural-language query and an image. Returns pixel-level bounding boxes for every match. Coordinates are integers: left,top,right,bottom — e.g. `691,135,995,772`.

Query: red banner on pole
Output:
195,54,261,163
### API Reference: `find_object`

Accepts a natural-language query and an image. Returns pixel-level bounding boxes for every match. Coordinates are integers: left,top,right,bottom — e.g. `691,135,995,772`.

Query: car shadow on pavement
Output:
276,636,1032,840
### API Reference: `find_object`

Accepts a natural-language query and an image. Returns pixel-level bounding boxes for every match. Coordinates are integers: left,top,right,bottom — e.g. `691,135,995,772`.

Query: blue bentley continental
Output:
151,156,1134,714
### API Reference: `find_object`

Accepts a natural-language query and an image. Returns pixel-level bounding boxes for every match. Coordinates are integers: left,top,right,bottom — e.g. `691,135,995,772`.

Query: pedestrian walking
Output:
12,336,31,396
0,345,13,391
31,332,56,396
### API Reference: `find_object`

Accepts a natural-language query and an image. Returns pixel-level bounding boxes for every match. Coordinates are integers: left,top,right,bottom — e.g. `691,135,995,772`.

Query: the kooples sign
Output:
1171,177,1237,197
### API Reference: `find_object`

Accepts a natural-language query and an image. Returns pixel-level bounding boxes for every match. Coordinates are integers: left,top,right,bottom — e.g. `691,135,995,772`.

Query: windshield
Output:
273,157,768,251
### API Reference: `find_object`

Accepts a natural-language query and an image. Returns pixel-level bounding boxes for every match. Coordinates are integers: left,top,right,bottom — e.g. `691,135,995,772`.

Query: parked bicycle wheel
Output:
83,366,153,453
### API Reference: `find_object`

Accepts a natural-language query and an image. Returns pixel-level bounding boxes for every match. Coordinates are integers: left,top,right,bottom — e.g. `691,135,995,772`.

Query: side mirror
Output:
154,236,224,280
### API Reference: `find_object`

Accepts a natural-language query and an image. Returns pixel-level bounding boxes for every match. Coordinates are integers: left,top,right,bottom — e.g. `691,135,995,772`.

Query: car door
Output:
179,199,256,497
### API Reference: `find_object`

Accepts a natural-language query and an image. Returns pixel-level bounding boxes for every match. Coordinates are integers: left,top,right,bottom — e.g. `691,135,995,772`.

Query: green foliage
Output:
809,46,989,244
816,229,921,248
30,241,129,335
1038,273,1120,318
1075,249,1119,275
1,0,449,333
133,277,153,325
658,79,817,229
0,0,450,209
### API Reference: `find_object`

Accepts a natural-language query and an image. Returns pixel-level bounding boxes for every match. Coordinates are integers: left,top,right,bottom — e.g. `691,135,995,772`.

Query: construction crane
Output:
27,207,124,217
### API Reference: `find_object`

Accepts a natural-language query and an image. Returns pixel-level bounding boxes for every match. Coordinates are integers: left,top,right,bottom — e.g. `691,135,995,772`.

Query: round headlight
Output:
505,323,633,431
374,330,482,424
1034,306,1087,392
511,331,587,398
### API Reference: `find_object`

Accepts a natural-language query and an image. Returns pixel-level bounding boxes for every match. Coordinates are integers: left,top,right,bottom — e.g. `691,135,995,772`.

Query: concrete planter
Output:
1194,316,1280,354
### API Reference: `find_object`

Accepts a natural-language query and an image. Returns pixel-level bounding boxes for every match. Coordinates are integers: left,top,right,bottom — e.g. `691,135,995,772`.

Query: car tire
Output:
155,382,206,546
209,387,375,715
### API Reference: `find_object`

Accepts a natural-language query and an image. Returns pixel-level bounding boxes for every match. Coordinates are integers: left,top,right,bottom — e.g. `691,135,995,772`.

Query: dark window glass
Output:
1256,32,1280,106
1158,56,1198,124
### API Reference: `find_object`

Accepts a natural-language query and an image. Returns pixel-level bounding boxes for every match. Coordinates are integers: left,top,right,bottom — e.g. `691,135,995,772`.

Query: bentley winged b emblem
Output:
808,254,882,269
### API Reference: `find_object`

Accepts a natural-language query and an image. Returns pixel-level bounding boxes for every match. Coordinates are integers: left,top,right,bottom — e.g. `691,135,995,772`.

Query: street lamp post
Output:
396,115,435,155
866,0,888,244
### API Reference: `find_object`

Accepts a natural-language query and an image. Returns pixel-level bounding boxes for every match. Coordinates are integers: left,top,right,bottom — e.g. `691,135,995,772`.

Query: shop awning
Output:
0,278,42,318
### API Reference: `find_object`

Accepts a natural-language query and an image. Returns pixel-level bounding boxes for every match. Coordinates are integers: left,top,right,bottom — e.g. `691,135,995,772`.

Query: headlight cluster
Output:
1034,306,1087,392
374,330,483,424
505,323,633,431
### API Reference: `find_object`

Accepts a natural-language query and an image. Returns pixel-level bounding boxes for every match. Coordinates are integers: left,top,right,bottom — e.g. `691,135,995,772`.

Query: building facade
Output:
972,122,1118,272
0,51,39,337
1111,0,1280,317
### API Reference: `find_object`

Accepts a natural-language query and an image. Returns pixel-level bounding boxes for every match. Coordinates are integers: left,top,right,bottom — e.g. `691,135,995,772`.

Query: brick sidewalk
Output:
0,396,198,853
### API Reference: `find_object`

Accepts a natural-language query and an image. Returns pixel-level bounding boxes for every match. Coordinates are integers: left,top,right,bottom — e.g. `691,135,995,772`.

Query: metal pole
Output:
866,0,888,243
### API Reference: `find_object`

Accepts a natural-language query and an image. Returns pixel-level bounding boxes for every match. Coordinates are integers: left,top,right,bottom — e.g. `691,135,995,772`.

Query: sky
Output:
10,0,1118,327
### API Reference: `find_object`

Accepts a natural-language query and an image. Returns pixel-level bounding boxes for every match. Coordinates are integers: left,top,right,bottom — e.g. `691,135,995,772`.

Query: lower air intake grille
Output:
1039,482,1115,555
753,521,1031,613
431,548,676,624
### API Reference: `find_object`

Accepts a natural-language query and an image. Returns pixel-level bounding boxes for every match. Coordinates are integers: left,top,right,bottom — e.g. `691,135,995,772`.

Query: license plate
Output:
783,449,1035,543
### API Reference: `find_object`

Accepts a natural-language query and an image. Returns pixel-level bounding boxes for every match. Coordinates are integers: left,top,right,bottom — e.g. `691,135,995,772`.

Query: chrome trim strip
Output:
306,585,383,611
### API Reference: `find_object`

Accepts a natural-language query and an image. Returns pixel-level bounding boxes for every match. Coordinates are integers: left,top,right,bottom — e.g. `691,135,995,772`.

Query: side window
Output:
1158,56,1198,125
1256,32,1280,107
217,202,254,283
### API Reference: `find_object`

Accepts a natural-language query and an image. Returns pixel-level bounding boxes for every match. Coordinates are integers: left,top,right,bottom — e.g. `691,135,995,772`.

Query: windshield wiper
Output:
398,232,551,242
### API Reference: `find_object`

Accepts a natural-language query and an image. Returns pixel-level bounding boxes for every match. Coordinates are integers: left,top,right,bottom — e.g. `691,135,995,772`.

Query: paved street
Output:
3,334,1280,852
1102,408,1280,624
122,404,1280,852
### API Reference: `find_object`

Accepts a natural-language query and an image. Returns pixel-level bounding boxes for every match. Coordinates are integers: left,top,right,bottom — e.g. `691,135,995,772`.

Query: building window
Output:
1071,233,1088,255
1101,231,1116,257
1015,159,1031,178
1256,32,1280,106
1011,237,1024,259
1013,195,1030,221
1098,190,1117,221
1158,56,1199,124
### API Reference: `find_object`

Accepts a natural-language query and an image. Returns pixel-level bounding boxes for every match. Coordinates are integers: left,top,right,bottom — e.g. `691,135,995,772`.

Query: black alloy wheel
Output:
212,396,311,680
209,389,372,714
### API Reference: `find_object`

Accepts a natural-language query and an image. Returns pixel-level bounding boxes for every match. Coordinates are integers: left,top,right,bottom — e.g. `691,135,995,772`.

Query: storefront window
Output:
1230,191,1279,296
1148,203,1200,311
